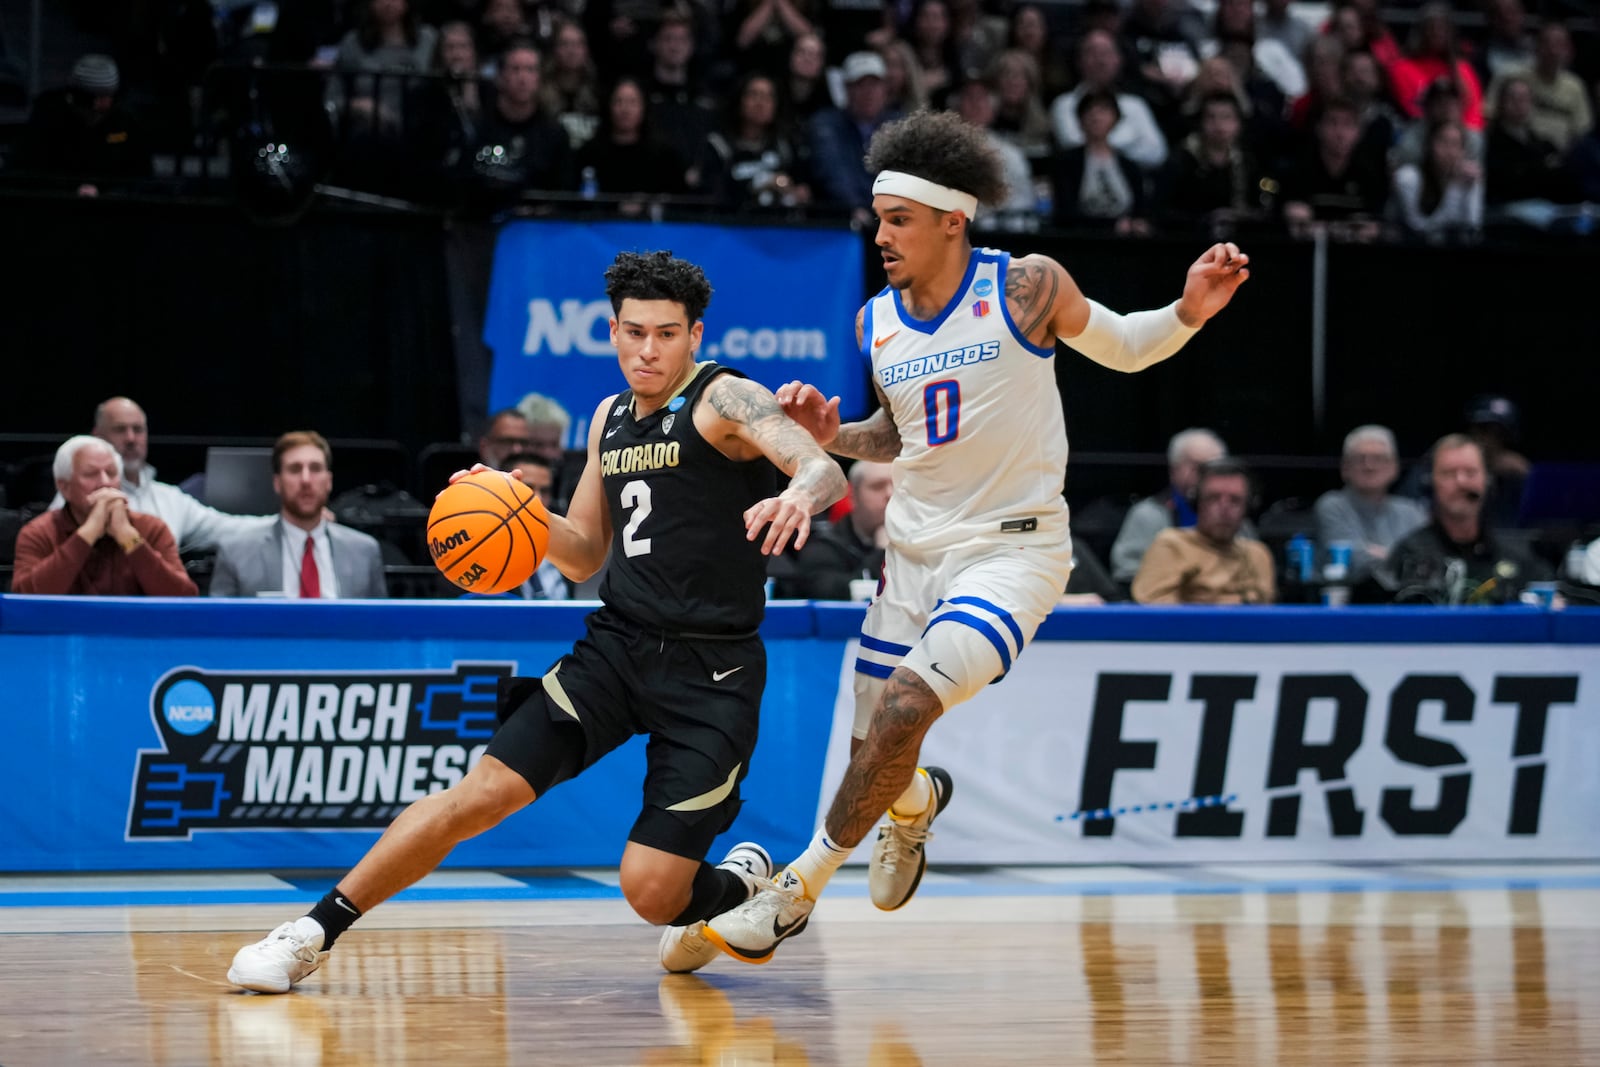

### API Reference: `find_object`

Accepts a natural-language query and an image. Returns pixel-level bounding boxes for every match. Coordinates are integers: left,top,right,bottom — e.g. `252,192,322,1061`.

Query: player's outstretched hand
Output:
744,490,814,556
774,381,841,448
1177,242,1250,325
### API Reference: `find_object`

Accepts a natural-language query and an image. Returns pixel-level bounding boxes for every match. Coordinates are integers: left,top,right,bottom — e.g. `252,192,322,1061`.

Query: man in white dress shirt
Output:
209,432,387,599
51,396,273,553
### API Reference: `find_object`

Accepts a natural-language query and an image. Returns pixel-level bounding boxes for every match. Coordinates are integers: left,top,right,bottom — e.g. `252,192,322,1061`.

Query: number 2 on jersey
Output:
620,480,653,557
923,380,961,446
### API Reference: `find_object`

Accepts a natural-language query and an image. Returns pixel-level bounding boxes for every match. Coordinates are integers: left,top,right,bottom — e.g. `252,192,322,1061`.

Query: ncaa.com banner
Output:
819,641,1598,863
483,221,867,438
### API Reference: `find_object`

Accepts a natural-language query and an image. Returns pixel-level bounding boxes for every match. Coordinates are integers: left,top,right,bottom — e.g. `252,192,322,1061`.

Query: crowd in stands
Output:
7,0,1599,237
2,392,1596,607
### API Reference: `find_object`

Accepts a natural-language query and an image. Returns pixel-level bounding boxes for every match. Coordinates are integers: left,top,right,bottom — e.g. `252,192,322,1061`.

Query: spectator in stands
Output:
808,51,898,221
1132,458,1275,605
209,432,388,599
1280,98,1389,241
478,408,538,470
50,397,270,554
729,0,818,80
1343,50,1400,171
576,76,691,204
905,0,961,104
877,41,927,114
504,452,572,599
1392,77,1485,169
1570,82,1600,204
1384,434,1549,605
478,0,535,63
1158,91,1264,232
1314,425,1427,583
1466,393,1530,524
1490,22,1592,154
1288,35,1344,132
1051,90,1151,233
464,40,575,203
779,32,831,125
703,72,813,212
1474,0,1534,88
515,393,572,465
20,53,150,185
1485,75,1570,205
1008,5,1072,102
1111,427,1228,585
989,49,1054,163
1386,4,1485,130
1052,31,1168,171
433,20,485,136
14,436,196,597
1199,0,1305,101
643,10,719,183
953,76,1035,221
1389,120,1484,239
1257,0,1313,67
335,0,439,73
769,460,891,599
1120,0,1206,120
540,18,602,150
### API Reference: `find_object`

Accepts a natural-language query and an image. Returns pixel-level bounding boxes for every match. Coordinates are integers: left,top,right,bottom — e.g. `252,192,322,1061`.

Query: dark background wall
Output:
5,195,1596,472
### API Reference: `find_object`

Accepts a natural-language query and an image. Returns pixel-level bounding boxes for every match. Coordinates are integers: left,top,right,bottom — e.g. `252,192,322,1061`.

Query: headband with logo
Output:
872,170,979,219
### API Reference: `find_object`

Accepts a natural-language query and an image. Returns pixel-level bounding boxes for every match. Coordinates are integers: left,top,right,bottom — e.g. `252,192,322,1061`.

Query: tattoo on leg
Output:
824,669,943,847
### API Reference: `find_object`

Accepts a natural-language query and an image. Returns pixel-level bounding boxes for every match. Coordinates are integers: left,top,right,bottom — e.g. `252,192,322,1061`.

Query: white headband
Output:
872,170,979,219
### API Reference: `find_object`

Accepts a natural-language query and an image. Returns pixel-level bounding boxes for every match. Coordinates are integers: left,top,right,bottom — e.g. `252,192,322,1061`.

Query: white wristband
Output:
1062,299,1200,373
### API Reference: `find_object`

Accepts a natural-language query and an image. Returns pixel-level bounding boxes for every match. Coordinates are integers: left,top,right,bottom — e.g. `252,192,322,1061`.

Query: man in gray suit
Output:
209,432,387,599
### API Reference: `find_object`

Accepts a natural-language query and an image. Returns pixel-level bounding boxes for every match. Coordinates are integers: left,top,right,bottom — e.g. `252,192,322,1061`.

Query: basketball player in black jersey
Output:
228,251,848,993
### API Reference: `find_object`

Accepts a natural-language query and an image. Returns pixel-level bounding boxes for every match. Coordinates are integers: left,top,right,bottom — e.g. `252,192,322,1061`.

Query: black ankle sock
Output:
666,863,749,927
307,889,363,949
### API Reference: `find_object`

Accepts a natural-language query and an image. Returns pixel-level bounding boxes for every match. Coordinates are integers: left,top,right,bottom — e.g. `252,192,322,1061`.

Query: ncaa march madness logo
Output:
128,662,515,840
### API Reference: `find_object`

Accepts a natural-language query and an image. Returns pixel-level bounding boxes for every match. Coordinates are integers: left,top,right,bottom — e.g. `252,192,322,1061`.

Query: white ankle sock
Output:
292,916,327,949
890,768,932,820
783,829,852,899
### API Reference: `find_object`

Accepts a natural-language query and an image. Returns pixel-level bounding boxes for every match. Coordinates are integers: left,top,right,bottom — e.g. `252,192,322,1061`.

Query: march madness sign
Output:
128,662,516,839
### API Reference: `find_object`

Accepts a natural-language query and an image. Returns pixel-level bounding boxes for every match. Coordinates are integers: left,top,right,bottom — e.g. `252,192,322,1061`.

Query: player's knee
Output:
618,867,690,926
870,668,944,744
444,758,534,835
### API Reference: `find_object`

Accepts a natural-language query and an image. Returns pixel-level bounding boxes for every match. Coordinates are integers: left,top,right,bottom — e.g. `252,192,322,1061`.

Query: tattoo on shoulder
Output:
1005,257,1060,339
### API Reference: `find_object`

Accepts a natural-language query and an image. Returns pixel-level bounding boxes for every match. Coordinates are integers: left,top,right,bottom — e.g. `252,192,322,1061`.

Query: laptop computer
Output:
204,447,279,517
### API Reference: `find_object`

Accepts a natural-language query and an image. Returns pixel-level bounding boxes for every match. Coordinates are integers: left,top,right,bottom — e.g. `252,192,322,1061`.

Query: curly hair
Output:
864,108,1007,209
603,250,713,324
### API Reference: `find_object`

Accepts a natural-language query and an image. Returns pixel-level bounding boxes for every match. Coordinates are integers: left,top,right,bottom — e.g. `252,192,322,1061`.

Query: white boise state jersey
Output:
863,248,1070,552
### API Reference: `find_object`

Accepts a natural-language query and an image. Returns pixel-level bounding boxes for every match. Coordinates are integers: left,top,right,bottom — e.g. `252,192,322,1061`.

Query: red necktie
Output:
299,536,321,599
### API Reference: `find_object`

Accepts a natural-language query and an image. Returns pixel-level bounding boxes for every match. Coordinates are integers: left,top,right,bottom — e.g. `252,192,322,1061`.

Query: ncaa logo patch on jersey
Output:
974,278,994,297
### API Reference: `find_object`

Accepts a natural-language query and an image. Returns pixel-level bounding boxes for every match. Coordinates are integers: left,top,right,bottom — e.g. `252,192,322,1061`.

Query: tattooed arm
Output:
702,373,849,554
772,306,902,462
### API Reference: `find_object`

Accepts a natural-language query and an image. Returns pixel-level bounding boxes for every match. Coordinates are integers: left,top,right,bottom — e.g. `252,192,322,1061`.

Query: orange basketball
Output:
427,469,551,595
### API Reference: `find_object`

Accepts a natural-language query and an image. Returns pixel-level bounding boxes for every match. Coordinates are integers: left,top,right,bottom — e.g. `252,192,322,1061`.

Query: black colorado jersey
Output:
597,363,778,634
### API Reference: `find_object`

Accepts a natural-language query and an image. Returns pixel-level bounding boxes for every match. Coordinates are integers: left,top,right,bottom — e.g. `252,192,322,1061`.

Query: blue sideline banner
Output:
483,220,867,442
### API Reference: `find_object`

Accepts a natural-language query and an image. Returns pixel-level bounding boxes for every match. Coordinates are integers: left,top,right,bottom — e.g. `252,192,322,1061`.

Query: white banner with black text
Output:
819,641,1598,863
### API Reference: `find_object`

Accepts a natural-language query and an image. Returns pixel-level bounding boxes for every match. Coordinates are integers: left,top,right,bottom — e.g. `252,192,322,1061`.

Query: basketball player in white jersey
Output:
706,110,1250,964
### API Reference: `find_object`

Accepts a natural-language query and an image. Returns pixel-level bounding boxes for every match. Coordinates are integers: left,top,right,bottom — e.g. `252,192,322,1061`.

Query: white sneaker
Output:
703,868,814,965
228,919,330,994
869,766,953,911
659,841,773,973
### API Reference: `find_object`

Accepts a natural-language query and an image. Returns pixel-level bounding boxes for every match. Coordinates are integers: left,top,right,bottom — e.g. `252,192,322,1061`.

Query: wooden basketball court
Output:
4,864,1599,1065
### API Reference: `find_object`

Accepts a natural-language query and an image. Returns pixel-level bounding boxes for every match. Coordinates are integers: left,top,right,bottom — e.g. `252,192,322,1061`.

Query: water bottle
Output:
1285,534,1315,585
579,166,598,201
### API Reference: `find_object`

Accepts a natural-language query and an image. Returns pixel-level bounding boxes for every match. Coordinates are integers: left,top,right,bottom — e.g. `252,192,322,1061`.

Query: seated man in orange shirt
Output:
1132,458,1274,605
12,435,196,596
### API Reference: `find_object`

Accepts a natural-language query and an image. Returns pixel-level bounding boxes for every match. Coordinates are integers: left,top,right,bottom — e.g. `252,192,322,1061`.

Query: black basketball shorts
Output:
486,607,765,860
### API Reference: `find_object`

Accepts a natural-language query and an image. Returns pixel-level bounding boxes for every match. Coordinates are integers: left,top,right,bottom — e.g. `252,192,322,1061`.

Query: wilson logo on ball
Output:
429,529,472,560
